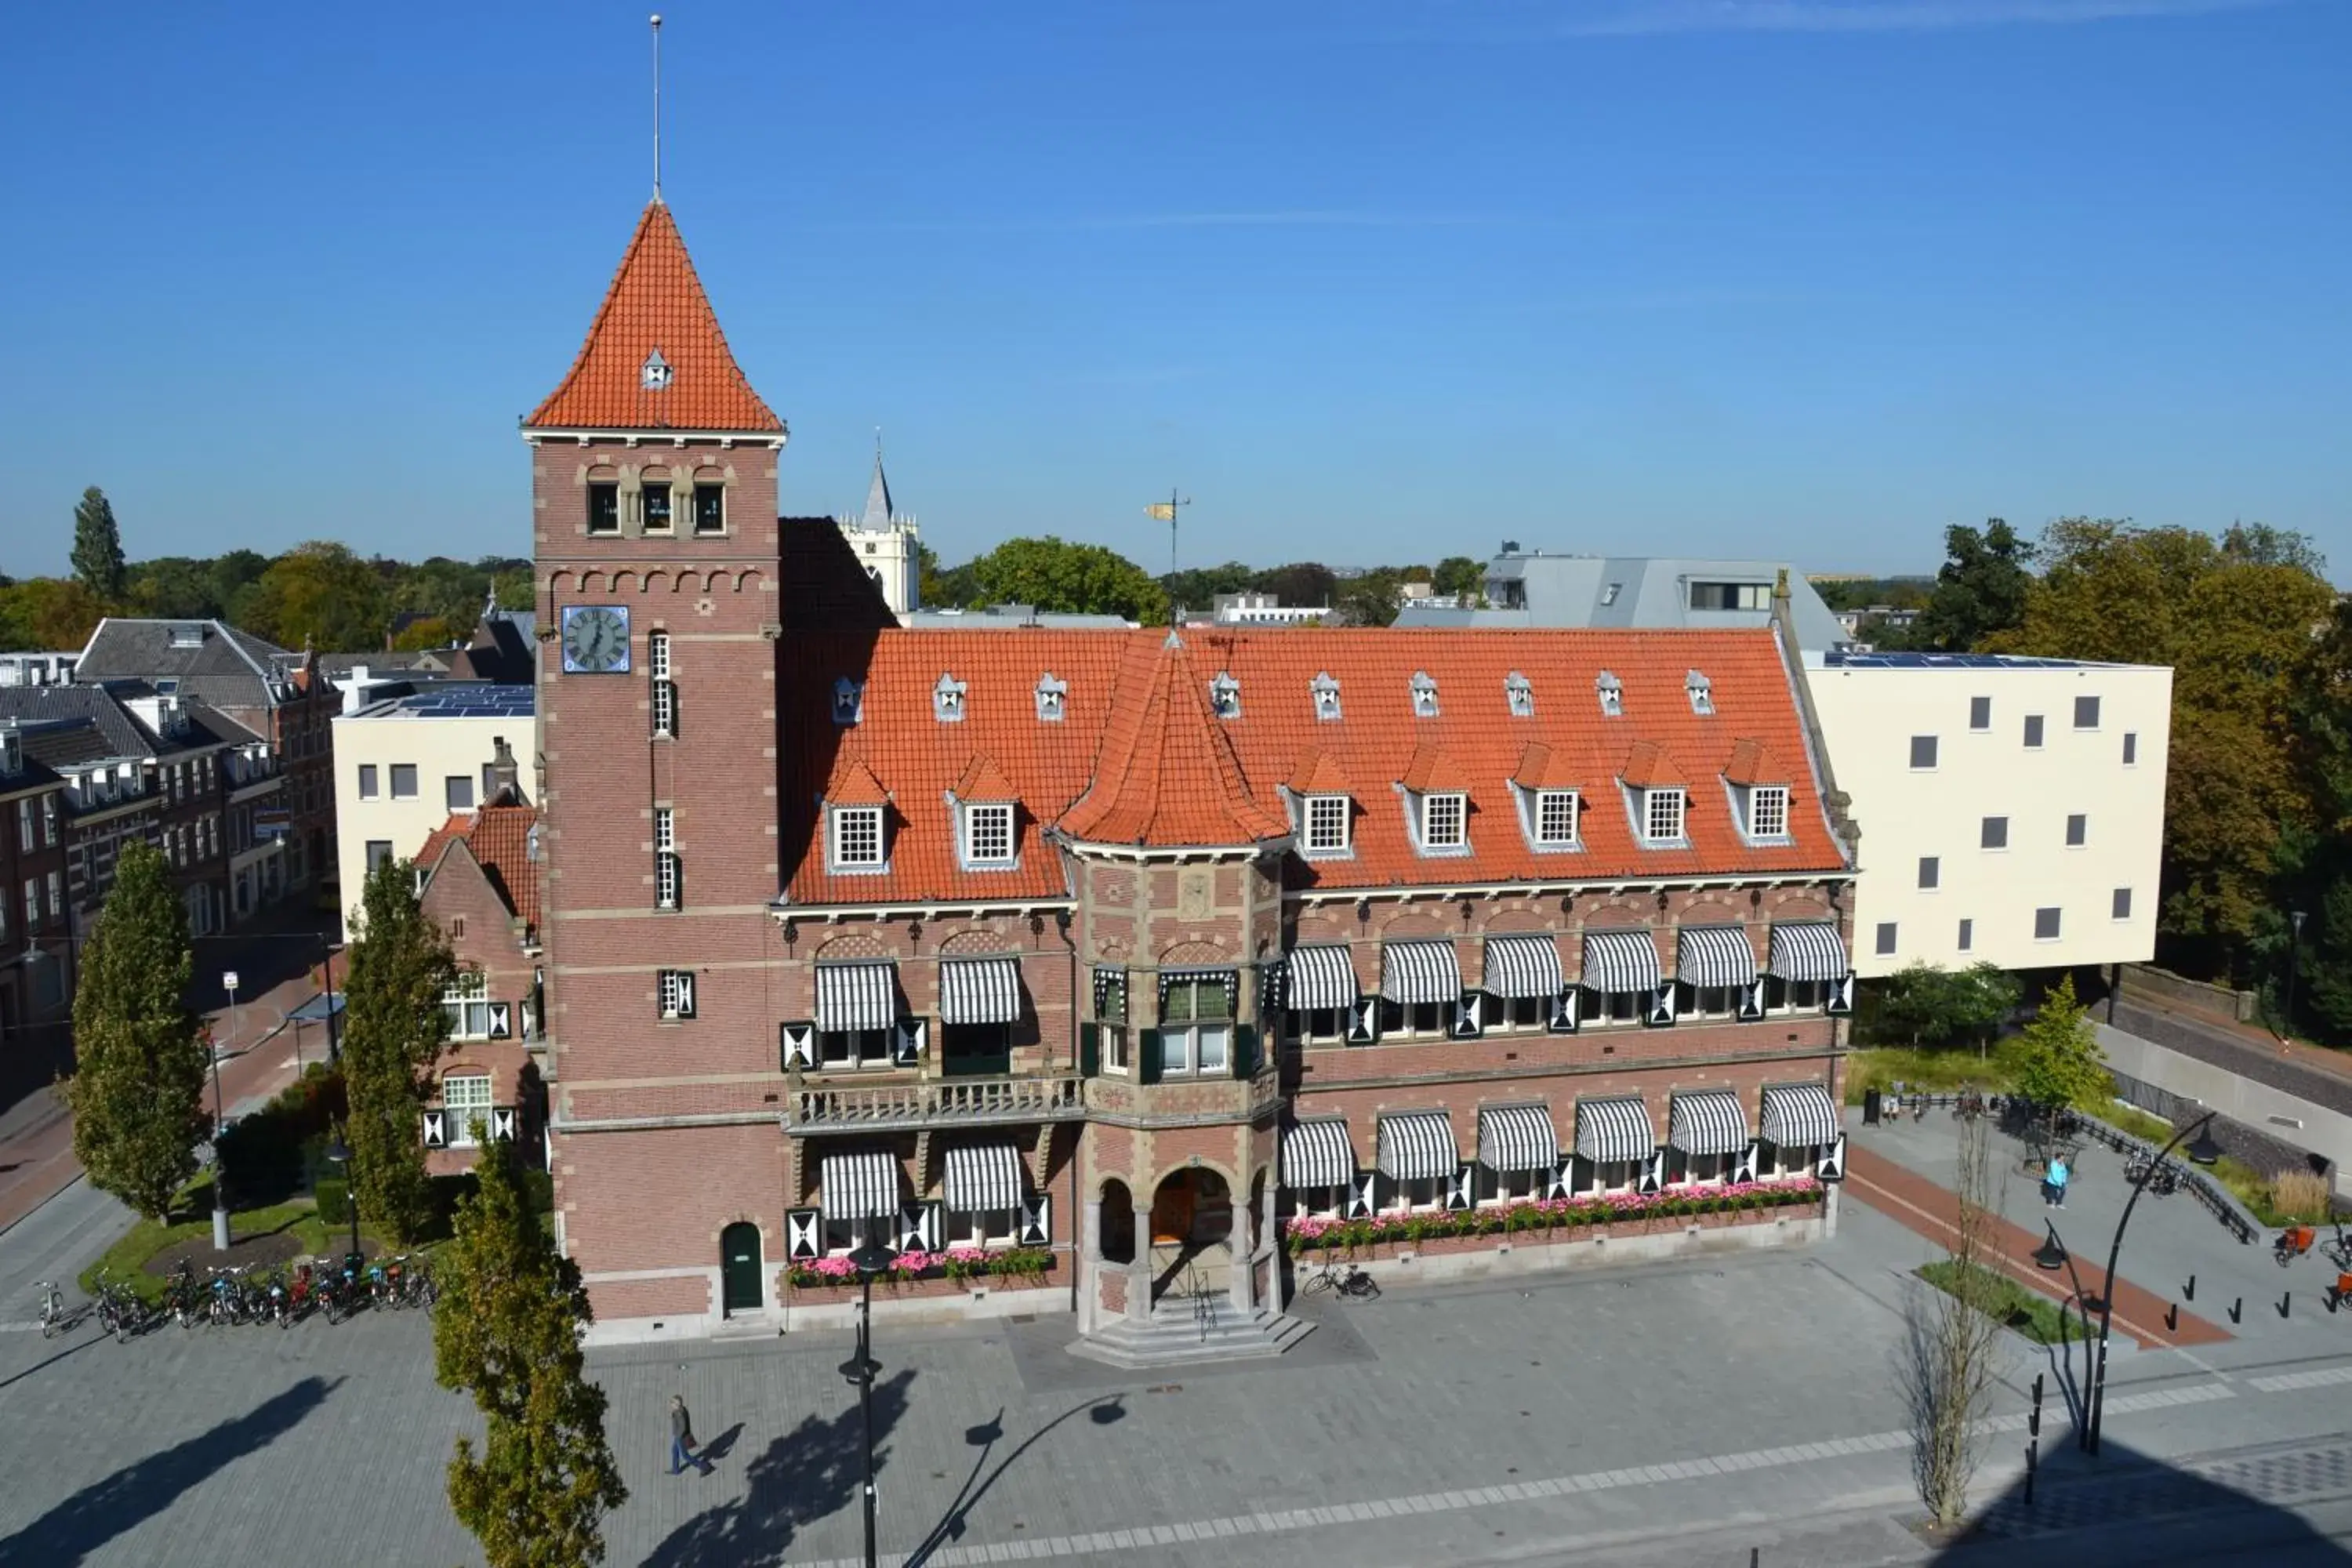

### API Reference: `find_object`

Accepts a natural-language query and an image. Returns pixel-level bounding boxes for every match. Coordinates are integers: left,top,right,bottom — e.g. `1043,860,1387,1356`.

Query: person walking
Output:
2047,1155,2071,1209
670,1395,711,1475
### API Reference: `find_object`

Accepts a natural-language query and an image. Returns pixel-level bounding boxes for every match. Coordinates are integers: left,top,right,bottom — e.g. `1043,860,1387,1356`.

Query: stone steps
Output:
1068,1294,1315,1369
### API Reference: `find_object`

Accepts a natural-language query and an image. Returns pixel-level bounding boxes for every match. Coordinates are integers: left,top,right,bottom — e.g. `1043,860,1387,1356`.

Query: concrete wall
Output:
331,710,522,941
2099,1022,2352,1196
1809,660,2171,977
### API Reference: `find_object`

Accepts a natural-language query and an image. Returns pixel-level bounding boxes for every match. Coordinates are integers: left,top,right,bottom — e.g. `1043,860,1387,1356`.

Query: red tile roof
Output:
778,627,1846,905
826,753,890,807
1723,739,1791,786
417,803,543,934
1399,744,1471,794
525,201,782,434
951,754,1021,803
1618,740,1687,789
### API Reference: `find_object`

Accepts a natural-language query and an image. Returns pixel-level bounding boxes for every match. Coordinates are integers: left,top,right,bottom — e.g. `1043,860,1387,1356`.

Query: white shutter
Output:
920,1200,943,1250
1348,996,1381,1044
1348,1171,1377,1218
780,1021,816,1069
421,1110,446,1149
488,1002,513,1039
1817,1133,1848,1183
1447,1163,1475,1210
1737,982,1765,1023
675,974,695,1019
786,1208,822,1261
896,1204,926,1251
1829,975,1856,1016
1645,989,1675,1028
1638,1150,1665,1195
1550,987,1580,1035
490,1106,517,1142
1019,1192,1051,1247
1549,1156,1575,1200
1453,991,1484,1040
1733,1142,1759,1185
893,1016,927,1065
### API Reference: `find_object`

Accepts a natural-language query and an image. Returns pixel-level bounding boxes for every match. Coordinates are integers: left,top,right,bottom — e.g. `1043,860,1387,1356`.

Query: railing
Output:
789,1073,1086,1131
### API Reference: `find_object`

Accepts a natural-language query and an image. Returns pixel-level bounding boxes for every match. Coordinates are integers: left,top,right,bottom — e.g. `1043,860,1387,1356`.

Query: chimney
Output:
488,735,521,805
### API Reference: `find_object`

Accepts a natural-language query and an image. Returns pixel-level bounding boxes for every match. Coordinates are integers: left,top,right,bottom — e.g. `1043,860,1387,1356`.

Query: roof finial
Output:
650,14,665,203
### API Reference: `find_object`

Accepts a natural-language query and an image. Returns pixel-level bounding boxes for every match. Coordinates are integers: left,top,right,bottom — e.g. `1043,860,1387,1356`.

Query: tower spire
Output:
863,429,895,528
650,13,664,202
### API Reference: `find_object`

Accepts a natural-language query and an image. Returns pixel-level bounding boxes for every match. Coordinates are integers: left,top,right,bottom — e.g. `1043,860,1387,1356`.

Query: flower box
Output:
786,1246,1057,1298
1282,1181,1824,1258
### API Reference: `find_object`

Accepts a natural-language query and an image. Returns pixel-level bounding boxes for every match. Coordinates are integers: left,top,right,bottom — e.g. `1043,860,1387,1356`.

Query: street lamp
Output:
2033,1224,2069,1272
2286,910,2308,1036
840,1236,895,1568
211,968,240,1254
324,1127,361,1270
2083,1111,2217,1456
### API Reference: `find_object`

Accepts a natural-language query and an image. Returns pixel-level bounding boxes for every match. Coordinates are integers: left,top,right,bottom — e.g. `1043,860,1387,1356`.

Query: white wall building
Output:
834,447,921,619
1207,592,1330,626
331,684,535,942
1807,652,2172,978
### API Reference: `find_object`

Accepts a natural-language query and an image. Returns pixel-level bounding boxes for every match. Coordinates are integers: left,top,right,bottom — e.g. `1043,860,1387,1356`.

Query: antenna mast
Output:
651,14,664,201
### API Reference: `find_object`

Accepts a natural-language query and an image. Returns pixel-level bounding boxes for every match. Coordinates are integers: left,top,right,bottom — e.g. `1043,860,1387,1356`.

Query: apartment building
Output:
0,725,73,1105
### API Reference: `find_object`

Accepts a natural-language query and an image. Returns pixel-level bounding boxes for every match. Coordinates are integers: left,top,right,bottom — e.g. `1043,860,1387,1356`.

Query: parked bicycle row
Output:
49,1254,437,1341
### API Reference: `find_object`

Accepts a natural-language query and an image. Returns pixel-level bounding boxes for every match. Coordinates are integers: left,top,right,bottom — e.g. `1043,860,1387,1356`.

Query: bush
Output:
316,1178,350,1226
521,1170,554,1216
2270,1169,2333,1223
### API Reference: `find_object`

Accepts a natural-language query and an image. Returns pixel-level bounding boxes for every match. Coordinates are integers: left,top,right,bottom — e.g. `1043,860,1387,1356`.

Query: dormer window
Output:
1035,674,1067,722
1504,673,1534,718
1596,672,1623,717
1747,786,1788,840
1642,787,1686,845
1534,789,1580,847
1410,672,1439,718
1209,673,1240,719
1421,793,1467,850
1686,671,1713,716
1312,672,1341,721
935,674,967,723
829,805,885,871
961,802,1014,868
832,677,863,727
1303,794,1351,855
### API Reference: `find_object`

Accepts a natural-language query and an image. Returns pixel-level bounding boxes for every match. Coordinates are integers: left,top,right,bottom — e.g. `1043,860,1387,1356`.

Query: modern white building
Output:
1807,652,2172,978
331,684,535,941
833,447,921,619
1205,592,1330,626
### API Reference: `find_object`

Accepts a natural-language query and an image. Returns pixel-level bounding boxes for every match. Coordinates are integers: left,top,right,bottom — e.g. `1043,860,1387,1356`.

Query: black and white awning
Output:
1483,935,1564,1000
1477,1104,1559,1173
820,1150,903,1220
1581,930,1662,994
815,962,897,1033
1574,1097,1657,1163
1381,941,1463,1005
942,1144,1025,1212
1281,1120,1356,1189
1377,1110,1460,1181
1668,1090,1751,1156
938,958,1022,1025
1285,946,1359,1011
1761,1083,1842,1147
1159,967,1240,1012
1768,923,1848,984
1677,927,1758,989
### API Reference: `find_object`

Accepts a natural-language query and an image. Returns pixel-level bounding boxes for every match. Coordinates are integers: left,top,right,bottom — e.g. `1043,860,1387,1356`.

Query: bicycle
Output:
163,1261,201,1330
1297,1260,1381,1301
34,1280,65,1339
2125,1156,2180,1196
398,1257,437,1312
1953,1089,1987,1123
93,1272,146,1341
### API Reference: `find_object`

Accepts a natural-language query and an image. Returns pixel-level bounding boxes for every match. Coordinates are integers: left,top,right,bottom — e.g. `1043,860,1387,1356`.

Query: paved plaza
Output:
3,1107,2351,1566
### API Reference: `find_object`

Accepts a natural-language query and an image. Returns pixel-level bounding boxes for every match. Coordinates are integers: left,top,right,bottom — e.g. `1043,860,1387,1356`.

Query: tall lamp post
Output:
840,1237,895,1568
211,969,241,1252
323,1127,361,1270
2084,1111,2222,1455
2287,909,2308,1036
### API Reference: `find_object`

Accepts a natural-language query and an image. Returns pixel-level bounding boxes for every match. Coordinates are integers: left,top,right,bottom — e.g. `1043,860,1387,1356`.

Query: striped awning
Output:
1477,1105,1559,1172
1574,1098,1657,1163
942,1145,1024,1212
1160,968,1240,1012
815,963,897,1032
1581,930,1661,994
1285,946,1359,1011
1281,1120,1356,1189
938,957,1022,1025
1377,1110,1460,1181
1668,1091,1750,1156
1768,923,1848,984
1483,935,1564,1000
1678,927,1757,989
1381,941,1463,1005
820,1151,902,1220
1761,1083,1842,1147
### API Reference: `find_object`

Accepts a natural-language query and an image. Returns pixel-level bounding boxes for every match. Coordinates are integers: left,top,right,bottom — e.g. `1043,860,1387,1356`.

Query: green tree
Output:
1162,561,1256,615
2006,975,2110,1113
0,578,110,652
64,840,208,1221
435,1141,627,1568
1252,561,1337,608
1335,569,1405,626
340,855,455,1243
1866,963,2020,1048
71,487,127,601
241,541,390,652
126,557,229,619
2222,522,2326,576
1913,521,2032,652
967,536,1167,622
1431,556,1485,602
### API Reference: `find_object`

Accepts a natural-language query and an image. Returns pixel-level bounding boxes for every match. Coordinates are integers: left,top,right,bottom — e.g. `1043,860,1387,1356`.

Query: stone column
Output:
1228,1196,1256,1312
1262,1174,1280,1309
1127,1203,1153,1322
1079,1199,1102,1334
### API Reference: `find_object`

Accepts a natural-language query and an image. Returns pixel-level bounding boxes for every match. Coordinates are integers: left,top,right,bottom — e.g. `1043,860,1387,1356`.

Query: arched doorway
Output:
1099,1179,1135,1265
1149,1168,1233,1300
719,1222,763,1317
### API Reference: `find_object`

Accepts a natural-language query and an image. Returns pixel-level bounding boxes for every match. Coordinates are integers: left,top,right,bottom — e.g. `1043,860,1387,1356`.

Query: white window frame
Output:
1573,1158,1638,1196
822,1214,888,1256
830,806,884,870
1475,1165,1547,1205
1665,1148,1727,1188
1284,1005,1351,1045
1383,1174,1446,1214
962,802,1014,868
441,1073,494,1149
818,1028,894,1069
1643,787,1686,844
1764,975,1829,1015
1747,785,1788,840
944,1207,1019,1249
1303,793,1351,855
1421,791,1466,851
659,969,696,1020
654,807,679,909
1375,997,1457,1039
443,971,492,1040
1156,978,1232,1076
1534,789,1581,848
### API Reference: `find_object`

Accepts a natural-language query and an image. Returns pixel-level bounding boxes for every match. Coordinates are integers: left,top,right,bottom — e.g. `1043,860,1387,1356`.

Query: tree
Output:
340,855,455,1243
0,578,111,652
1253,561,1337,608
1431,556,1485,601
71,487,127,601
1913,520,2031,653
1335,569,1406,627
1867,964,2020,1049
435,1140,627,1568
1161,561,1255,615
2006,975,2109,1114
967,536,1167,622
240,540,390,652
2222,522,2326,576
64,840,208,1221
1905,1116,2006,1528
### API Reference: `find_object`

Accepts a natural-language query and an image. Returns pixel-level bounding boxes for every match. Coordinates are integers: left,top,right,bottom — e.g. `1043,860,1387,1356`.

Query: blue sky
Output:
2,0,2343,579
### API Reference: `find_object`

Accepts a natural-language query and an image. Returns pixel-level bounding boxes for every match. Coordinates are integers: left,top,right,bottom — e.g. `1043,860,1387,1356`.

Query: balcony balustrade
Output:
787,1071,1086,1133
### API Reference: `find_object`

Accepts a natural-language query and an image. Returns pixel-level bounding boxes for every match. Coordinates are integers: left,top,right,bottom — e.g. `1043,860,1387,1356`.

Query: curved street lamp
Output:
840,1236,897,1568
2084,1110,2217,1455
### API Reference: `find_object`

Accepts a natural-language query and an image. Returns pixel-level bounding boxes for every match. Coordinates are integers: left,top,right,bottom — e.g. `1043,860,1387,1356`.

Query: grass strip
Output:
1916,1258,2083,1348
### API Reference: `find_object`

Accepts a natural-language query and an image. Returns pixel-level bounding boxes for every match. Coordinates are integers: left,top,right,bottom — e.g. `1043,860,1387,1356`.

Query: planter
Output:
1284,1182,1824,1260
786,1251,1058,1301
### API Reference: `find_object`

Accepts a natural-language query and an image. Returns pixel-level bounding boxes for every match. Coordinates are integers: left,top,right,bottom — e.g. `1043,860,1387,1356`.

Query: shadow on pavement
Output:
0,1329,105,1395
639,1367,916,1568
906,1396,1127,1566
0,1374,341,1566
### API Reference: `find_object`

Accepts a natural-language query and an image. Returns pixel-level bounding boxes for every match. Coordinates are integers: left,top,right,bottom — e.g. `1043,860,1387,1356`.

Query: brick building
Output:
534,198,1859,1345
0,724,73,1104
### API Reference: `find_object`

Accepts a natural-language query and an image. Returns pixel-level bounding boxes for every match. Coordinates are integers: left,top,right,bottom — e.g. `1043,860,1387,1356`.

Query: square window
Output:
1958,917,1973,952
1422,792,1465,849
1918,855,1940,891
2074,695,2100,729
641,484,673,534
365,840,393,873
2112,887,2132,920
1875,922,1898,956
441,1074,494,1148
2123,731,2138,766
1644,787,1686,844
1969,695,1991,731
1981,816,2008,850
586,482,620,535
2034,906,2062,941
1535,789,1581,846
390,764,417,800
2024,714,2045,749
1748,786,1788,840
693,482,725,535
964,803,1014,866
358,764,379,800
1305,793,1351,854
2066,813,2087,848
1909,735,1939,769
445,775,474,811
832,807,884,869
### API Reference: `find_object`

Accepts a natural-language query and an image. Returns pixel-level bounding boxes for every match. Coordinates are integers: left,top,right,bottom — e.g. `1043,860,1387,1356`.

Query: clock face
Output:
560,604,632,674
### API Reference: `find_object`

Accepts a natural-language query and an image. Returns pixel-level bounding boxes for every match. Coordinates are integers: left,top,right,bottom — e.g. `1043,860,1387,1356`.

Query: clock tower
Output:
526,196,793,1316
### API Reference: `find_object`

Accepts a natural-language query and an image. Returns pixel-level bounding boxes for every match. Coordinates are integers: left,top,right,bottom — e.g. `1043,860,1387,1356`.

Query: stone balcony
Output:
786,1072,1088,1134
